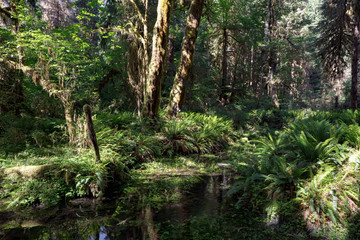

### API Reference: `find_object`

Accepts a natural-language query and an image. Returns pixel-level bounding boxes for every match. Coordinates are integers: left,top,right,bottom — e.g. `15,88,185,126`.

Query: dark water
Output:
0,174,232,240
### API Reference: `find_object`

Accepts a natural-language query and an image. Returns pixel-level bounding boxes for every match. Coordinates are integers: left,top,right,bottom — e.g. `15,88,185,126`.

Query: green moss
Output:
3,165,55,179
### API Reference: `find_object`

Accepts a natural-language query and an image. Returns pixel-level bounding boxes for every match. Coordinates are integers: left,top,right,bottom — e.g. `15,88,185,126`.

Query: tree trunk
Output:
351,0,359,111
84,105,100,163
127,40,145,118
256,26,267,109
219,27,228,105
63,100,76,144
229,57,238,103
166,37,175,79
141,206,158,240
334,73,343,109
267,0,279,109
166,0,205,117
142,0,172,118
250,46,255,92
185,64,195,108
0,3,24,115
1,3,77,144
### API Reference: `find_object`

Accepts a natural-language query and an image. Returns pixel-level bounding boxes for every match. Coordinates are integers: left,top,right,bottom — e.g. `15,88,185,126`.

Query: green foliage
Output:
0,110,235,211
296,164,360,229
344,125,360,149
4,178,64,208
287,119,332,143
0,114,65,155
94,111,234,161
230,111,360,232
161,118,196,155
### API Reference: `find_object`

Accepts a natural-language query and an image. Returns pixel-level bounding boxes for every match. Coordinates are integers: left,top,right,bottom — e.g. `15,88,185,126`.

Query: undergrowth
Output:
229,110,360,239
0,111,234,209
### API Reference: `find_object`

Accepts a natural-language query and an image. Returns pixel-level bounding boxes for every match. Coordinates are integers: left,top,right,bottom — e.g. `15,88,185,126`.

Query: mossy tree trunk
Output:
256,14,269,109
63,99,76,144
142,0,172,119
166,0,205,117
1,3,77,144
0,4,24,115
141,206,159,240
125,0,149,118
128,40,146,118
3,58,77,145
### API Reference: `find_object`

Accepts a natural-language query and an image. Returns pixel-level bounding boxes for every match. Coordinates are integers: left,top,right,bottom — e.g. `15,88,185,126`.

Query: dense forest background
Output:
1,0,358,123
1,0,360,239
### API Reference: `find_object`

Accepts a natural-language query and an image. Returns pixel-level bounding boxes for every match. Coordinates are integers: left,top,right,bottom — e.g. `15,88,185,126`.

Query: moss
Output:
3,164,55,179
20,220,43,228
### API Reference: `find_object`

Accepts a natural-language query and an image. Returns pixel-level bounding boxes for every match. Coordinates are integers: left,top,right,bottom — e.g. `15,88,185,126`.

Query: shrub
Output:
296,164,360,228
5,178,64,208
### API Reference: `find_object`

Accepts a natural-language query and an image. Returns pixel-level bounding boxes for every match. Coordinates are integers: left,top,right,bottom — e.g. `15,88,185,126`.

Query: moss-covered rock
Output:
2,165,55,179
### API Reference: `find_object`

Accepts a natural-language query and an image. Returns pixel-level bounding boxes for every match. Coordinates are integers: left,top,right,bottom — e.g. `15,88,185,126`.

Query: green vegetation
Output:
0,111,233,209
2,109,360,239
1,0,360,239
228,110,360,239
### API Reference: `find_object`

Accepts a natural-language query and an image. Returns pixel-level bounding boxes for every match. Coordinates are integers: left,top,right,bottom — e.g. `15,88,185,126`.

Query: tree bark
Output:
351,0,359,111
219,27,228,105
0,3,24,115
141,206,158,240
334,73,343,109
256,24,268,109
64,100,76,144
166,0,205,117
267,0,279,109
127,40,146,117
84,105,100,163
166,37,175,79
142,0,172,118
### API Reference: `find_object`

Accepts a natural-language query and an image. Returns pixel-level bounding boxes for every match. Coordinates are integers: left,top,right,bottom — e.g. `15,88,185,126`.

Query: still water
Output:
0,174,231,240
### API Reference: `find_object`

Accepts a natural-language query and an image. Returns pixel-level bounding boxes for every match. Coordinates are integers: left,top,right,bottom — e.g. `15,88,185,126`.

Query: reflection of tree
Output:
141,205,159,240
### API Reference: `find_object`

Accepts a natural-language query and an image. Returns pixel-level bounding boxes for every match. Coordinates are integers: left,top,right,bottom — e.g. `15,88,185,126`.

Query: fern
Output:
345,124,360,149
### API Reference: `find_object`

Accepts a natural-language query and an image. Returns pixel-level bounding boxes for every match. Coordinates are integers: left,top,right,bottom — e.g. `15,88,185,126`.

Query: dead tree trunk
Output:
84,105,100,163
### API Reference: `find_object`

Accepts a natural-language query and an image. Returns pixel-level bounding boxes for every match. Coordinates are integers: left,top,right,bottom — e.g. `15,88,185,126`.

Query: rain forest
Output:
1,0,360,239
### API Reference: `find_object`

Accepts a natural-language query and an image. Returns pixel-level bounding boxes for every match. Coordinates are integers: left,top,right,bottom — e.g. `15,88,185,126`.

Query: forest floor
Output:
2,109,360,239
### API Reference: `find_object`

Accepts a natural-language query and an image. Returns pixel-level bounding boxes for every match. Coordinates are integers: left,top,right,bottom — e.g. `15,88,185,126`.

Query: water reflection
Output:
0,174,232,240
89,226,109,240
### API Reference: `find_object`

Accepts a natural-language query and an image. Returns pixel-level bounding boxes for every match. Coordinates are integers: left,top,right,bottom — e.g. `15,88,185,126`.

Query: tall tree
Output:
317,0,356,110
166,0,205,117
351,0,359,110
115,0,149,117
267,0,279,108
0,1,93,143
142,0,172,118
0,1,24,115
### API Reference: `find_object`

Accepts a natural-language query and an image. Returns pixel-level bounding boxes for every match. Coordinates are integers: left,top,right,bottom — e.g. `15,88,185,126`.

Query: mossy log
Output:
1,165,55,179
